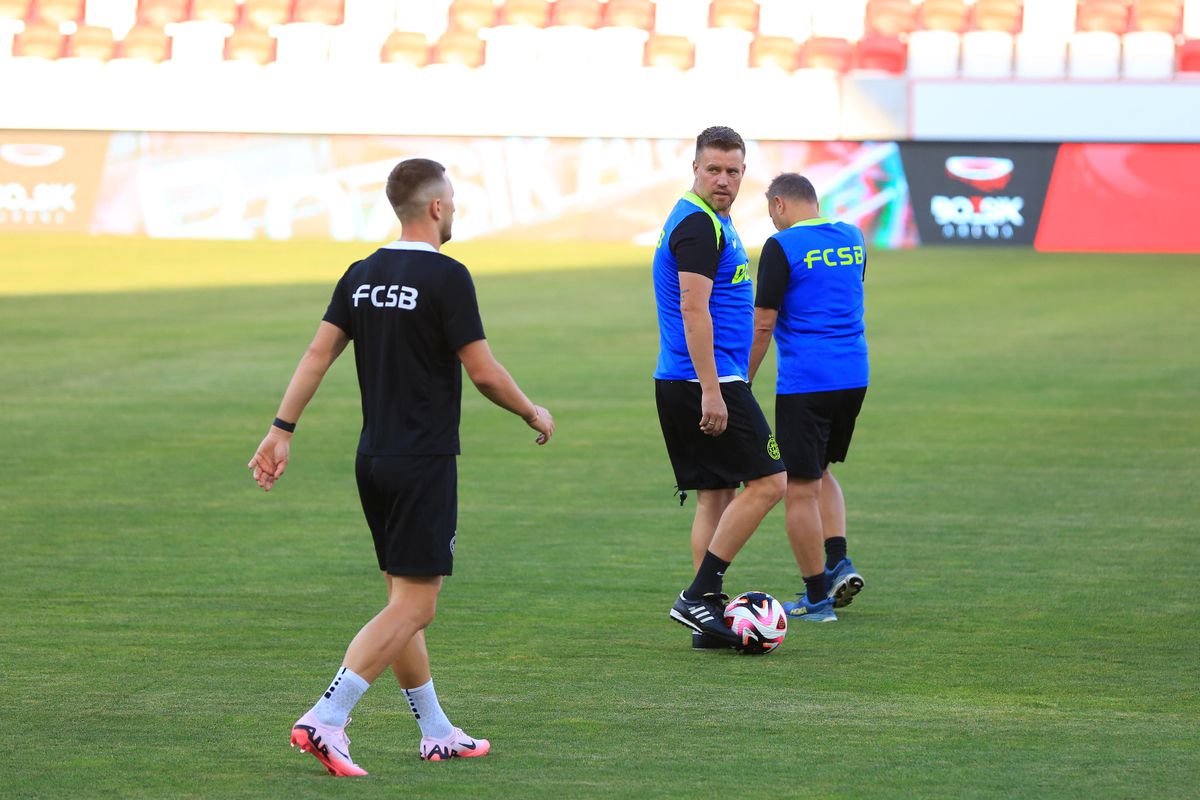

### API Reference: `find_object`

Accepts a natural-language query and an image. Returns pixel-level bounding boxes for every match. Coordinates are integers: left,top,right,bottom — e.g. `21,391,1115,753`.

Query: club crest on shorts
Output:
767,435,780,460
449,533,456,556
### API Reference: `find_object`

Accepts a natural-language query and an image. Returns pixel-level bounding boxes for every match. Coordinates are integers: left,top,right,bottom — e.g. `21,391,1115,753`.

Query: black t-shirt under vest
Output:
323,242,486,456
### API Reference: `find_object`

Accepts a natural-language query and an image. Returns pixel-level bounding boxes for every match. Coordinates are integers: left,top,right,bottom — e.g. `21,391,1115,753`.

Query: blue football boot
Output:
826,558,864,609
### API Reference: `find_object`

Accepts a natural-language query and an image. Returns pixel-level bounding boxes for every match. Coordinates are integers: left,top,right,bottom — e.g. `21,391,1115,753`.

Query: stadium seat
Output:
553,0,602,28
591,24,648,67
447,0,494,32
273,21,333,65
799,36,853,71
227,24,274,63
394,0,452,41
295,0,344,26
757,0,811,40
1067,30,1121,78
1179,37,1200,69
750,34,799,70
959,29,1013,77
812,0,867,40
13,22,63,57
1121,29,1176,77
693,26,751,70
191,0,238,24
604,0,653,30
972,0,1022,33
1187,0,1200,37
137,0,186,27
381,29,429,65
482,23,541,69
710,0,757,31
34,0,83,25
920,0,967,32
434,28,484,66
644,32,693,69
120,24,169,60
653,0,708,38
500,0,549,27
167,19,228,62
1023,0,1077,38
1077,0,1130,33
865,0,917,37
244,0,292,29
328,23,384,65
854,34,906,72
67,23,114,58
906,28,960,76
539,24,597,68
1132,0,1182,32
1014,32,1068,77
0,0,31,21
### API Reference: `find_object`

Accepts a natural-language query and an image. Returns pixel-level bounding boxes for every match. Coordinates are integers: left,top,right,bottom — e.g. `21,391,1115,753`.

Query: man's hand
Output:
699,387,728,436
526,405,555,445
248,428,291,491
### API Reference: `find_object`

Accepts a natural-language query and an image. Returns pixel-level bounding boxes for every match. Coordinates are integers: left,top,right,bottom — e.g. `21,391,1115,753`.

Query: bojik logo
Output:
932,155,1024,241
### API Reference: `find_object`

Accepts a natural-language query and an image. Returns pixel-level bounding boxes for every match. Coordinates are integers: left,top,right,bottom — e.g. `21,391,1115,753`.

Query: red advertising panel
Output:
0,131,111,233
1036,144,1200,253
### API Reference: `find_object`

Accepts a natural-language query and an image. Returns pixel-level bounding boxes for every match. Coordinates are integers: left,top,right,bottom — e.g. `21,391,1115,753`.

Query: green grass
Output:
1,238,1198,799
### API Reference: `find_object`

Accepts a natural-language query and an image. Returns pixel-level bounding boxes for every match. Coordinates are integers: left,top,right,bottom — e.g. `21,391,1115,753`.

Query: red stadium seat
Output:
13,21,62,57
1132,0,1182,33
1179,38,1200,71
121,24,170,61
381,30,429,66
710,0,758,31
1078,0,1130,33
191,0,238,24
501,0,550,27
750,34,799,70
921,0,967,32
243,0,292,29
865,0,917,37
34,0,83,25
855,34,906,72
972,0,1022,33
553,0,602,28
799,36,853,71
139,0,188,28
227,24,274,64
605,0,654,30
295,0,343,25
434,29,484,66
0,0,31,20
644,33,693,68
448,0,495,32
68,24,115,59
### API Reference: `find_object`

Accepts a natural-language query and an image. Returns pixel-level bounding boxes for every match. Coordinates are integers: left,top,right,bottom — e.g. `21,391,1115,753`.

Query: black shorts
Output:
775,387,867,480
355,453,457,576
655,379,785,491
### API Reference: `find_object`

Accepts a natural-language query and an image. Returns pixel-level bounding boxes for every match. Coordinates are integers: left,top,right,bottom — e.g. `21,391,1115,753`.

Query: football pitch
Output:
1,236,1197,798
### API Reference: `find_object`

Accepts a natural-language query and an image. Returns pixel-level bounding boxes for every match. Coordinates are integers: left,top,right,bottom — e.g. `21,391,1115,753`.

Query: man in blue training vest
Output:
653,126,787,649
748,173,869,624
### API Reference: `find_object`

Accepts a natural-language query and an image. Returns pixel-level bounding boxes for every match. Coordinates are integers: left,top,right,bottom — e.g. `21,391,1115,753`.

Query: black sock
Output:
803,573,827,604
685,551,731,600
825,536,848,569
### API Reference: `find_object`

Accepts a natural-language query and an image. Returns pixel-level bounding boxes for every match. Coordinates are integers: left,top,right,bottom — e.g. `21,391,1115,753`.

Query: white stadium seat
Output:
1122,30,1175,80
1022,0,1077,40
482,25,542,71
166,21,230,64
1068,31,1121,80
273,22,335,67
757,0,813,41
329,24,387,66
653,0,710,39
1184,0,1200,39
592,26,649,72
960,30,1014,79
0,18,22,59
343,0,399,35
539,25,599,72
395,0,452,42
693,26,752,71
1014,33,1068,79
85,0,137,40
811,0,866,41
908,29,961,78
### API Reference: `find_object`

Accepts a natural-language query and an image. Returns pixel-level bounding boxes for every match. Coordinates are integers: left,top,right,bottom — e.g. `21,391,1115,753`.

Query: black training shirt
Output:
670,211,723,279
323,242,486,456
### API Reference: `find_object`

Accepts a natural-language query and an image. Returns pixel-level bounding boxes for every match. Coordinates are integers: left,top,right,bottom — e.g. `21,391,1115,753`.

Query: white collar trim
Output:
382,240,438,253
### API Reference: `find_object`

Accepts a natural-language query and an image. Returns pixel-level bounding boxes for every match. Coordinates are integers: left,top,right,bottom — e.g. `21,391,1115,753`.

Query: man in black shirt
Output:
248,158,554,775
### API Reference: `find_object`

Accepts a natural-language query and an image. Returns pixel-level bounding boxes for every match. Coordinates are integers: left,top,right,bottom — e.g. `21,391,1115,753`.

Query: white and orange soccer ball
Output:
724,591,787,654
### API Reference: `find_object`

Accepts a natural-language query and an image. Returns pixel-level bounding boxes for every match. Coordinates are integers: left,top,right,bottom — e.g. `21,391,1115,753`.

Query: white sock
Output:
311,666,370,727
403,678,455,739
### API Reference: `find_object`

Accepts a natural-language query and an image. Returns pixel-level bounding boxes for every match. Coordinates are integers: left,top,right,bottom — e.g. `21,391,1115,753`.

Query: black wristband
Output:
272,417,296,433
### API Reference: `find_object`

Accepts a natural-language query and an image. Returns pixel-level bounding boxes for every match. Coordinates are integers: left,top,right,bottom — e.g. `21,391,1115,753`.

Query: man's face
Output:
692,147,745,214
437,179,455,244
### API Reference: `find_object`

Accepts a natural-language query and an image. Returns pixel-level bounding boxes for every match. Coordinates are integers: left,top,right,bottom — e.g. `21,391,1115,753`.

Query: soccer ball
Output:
724,591,787,654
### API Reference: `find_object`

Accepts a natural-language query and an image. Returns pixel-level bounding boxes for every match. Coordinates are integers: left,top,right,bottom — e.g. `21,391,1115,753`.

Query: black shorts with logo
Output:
354,453,457,576
775,387,868,480
655,379,785,491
